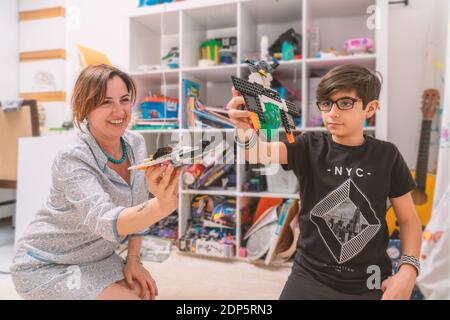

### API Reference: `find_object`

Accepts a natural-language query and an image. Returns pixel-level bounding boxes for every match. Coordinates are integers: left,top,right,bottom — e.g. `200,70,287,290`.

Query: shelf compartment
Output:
183,64,239,83
239,0,303,63
305,0,376,58
178,192,238,259
305,54,376,69
129,10,180,73
182,189,237,197
181,2,238,68
239,192,300,200
131,69,180,85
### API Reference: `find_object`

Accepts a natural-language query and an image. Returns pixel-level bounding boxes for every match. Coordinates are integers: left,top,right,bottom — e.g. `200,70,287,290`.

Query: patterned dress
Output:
10,124,149,299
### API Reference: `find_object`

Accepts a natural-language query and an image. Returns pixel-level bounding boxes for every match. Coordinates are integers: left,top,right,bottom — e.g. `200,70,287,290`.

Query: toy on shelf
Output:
146,212,179,244
138,0,182,7
219,36,237,64
199,37,237,66
344,38,374,55
200,39,221,65
212,198,236,227
162,46,179,69
314,48,343,59
281,41,295,61
128,140,211,171
314,38,374,59
231,59,300,143
269,28,302,61
132,95,179,131
140,96,179,119
179,195,237,258
183,164,206,185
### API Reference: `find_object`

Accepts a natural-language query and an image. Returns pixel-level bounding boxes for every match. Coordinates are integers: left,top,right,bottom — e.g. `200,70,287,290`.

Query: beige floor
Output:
0,250,291,300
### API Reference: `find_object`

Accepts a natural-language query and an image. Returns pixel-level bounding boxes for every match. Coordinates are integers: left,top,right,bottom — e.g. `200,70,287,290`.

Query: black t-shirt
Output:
282,132,416,294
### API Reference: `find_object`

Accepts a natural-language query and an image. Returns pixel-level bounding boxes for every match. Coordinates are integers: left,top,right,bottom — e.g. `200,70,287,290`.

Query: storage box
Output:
263,164,299,194
140,97,179,119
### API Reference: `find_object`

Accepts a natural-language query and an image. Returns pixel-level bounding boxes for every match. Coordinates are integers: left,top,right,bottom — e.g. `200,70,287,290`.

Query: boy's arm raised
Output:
227,88,288,165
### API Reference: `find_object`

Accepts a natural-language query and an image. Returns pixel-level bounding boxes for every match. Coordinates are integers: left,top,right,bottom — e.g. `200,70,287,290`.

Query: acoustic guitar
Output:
386,89,440,238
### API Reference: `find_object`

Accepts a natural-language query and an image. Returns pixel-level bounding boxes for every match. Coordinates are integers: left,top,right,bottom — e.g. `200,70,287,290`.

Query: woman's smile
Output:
107,117,127,128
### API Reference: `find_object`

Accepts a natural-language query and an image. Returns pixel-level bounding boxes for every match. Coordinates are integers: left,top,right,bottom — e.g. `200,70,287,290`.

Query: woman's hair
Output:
72,64,137,129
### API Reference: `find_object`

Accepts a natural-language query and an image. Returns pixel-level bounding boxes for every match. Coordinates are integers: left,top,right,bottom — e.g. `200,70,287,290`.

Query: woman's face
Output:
87,76,132,140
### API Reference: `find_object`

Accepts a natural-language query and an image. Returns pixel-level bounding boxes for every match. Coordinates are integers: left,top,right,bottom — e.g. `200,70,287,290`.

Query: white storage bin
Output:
263,164,299,194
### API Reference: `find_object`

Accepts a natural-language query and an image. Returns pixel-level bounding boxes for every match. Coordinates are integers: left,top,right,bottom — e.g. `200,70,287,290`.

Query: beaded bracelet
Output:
397,254,420,276
235,130,258,150
125,254,142,265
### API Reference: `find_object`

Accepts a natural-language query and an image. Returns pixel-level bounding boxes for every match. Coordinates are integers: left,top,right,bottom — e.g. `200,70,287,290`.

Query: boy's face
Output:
320,90,378,139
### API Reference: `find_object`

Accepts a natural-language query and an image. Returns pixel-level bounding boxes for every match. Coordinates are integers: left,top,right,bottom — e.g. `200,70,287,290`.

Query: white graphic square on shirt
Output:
310,178,381,264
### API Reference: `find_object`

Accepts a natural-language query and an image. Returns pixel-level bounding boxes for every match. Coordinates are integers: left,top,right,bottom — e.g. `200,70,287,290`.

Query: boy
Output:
228,64,422,300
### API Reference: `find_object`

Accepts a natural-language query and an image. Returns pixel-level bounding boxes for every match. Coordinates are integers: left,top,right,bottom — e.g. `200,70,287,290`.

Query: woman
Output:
10,64,181,300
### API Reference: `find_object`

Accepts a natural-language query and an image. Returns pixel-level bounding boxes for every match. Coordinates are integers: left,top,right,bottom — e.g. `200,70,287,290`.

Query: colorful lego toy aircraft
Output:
129,141,211,171
231,59,300,143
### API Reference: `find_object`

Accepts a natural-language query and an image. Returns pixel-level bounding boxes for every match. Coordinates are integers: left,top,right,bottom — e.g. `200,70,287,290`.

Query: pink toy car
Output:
344,38,374,54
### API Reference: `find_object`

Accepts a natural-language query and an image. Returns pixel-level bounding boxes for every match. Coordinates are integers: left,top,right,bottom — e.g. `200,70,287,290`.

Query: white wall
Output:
0,0,19,219
0,0,19,100
66,0,137,119
59,0,137,122
388,0,449,171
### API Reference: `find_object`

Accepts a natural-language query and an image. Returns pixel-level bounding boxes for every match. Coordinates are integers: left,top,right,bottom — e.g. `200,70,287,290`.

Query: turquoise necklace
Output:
101,137,127,164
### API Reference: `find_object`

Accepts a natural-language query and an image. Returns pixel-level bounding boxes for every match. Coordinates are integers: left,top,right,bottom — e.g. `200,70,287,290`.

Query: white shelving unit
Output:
127,0,388,261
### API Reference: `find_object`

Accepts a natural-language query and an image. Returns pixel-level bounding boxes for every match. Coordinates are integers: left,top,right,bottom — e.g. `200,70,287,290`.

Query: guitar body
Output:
387,89,440,238
386,170,436,237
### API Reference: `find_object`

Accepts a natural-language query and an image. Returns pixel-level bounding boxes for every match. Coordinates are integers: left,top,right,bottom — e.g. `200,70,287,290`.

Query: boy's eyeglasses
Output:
316,97,362,112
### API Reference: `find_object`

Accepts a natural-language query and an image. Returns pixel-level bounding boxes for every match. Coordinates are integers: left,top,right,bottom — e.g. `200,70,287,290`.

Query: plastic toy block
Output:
249,112,261,130
231,59,300,143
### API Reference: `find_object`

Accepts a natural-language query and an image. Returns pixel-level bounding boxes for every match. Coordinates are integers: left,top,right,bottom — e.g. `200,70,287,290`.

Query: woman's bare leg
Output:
96,281,141,300
117,279,151,300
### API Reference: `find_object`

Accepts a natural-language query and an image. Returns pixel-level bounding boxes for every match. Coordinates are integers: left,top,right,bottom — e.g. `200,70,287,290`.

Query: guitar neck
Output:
415,119,432,190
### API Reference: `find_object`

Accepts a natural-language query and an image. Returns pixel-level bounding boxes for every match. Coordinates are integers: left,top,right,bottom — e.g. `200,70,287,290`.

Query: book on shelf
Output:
194,146,235,189
182,79,201,128
132,125,178,130
186,96,196,128
190,99,234,129
132,118,178,130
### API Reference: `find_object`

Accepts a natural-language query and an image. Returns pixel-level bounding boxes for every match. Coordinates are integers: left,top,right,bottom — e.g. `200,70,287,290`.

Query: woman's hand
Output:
145,163,181,215
123,259,158,300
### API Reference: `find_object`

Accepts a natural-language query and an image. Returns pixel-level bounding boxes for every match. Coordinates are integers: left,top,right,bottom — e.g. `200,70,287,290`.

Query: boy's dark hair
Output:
316,64,382,109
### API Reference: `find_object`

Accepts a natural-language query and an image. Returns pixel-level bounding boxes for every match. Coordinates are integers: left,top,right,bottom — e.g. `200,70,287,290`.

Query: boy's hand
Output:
227,88,254,141
381,265,417,300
